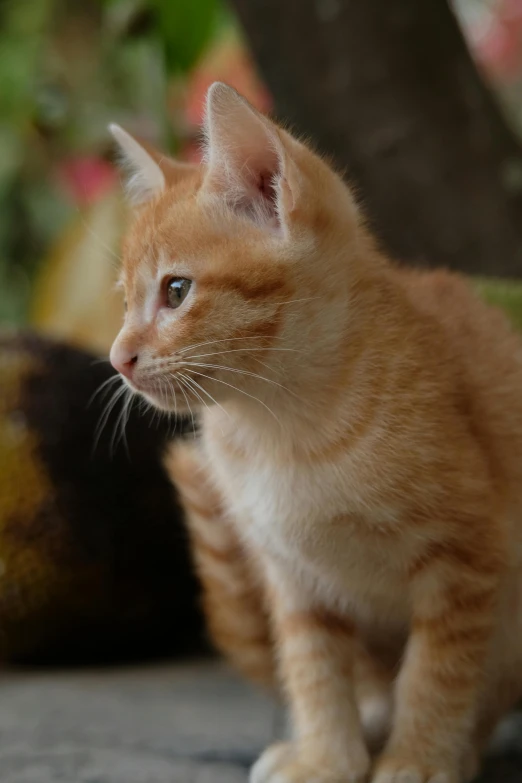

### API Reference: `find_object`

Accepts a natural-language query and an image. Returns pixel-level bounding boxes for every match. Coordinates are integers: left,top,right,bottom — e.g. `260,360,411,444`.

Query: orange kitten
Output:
109,83,522,783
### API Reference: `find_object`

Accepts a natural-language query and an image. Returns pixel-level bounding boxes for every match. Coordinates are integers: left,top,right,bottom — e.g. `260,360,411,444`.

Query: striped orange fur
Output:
164,438,274,686
110,83,522,783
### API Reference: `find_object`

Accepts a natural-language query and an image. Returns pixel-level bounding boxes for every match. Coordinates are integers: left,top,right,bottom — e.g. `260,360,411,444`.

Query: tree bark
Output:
230,0,522,277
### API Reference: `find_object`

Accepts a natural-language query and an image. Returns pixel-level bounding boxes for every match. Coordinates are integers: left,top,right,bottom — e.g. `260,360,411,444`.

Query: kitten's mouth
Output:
131,369,217,414
120,375,173,411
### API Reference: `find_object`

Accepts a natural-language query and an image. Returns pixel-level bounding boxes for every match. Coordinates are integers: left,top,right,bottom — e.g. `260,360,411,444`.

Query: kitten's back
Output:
397,267,522,522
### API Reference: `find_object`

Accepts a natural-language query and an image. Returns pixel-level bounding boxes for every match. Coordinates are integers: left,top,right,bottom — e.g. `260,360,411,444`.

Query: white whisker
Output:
183,368,281,425
159,376,169,411
177,374,225,438
246,354,274,373
138,394,158,428
178,335,288,356
176,375,197,435
277,296,321,306
177,371,231,420
92,381,127,455
179,375,226,437
110,385,134,457
186,346,303,360
163,376,181,437
179,372,210,416
88,374,122,406
181,361,296,396
123,389,135,449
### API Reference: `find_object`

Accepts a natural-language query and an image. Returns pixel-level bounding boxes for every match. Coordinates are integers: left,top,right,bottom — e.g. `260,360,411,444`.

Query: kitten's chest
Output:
211,446,321,549
203,428,411,620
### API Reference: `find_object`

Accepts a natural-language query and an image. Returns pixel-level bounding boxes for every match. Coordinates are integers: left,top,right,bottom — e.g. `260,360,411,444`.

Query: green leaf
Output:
473,278,522,333
102,0,149,38
0,40,39,118
0,125,23,192
0,258,30,326
154,0,219,72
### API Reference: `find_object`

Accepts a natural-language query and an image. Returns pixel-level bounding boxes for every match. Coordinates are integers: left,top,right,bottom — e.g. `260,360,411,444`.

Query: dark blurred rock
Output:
478,711,522,782
0,330,205,664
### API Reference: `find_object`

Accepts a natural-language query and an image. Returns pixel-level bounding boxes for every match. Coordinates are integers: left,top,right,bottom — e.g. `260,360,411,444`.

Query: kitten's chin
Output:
120,377,174,414
127,375,204,416
140,390,178,414
140,388,196,416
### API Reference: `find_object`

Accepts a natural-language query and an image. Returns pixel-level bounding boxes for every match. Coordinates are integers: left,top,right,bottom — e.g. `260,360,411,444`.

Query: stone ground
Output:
0,660,521,782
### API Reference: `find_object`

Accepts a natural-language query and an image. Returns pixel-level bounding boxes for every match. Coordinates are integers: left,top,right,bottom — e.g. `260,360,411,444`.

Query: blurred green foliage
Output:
0,0,225,325
1,0,522,329
473,278,522,333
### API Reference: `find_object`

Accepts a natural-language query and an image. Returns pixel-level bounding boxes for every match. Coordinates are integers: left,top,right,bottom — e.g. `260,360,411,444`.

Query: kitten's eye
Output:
166,277,192,309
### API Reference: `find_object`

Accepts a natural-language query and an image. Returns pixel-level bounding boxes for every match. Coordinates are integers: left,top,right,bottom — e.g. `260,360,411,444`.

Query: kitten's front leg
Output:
251,566,370,783
373,539,501,783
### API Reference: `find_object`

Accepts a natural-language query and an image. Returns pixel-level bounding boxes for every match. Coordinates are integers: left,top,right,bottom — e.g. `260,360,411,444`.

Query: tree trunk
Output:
230,0,522,277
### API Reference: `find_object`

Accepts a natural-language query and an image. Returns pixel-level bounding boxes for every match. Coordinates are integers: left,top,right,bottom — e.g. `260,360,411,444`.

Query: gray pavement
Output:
0,661,520,782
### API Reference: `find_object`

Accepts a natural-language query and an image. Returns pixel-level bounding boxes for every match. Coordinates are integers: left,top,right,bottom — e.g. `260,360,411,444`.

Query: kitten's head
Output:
110,83,368,415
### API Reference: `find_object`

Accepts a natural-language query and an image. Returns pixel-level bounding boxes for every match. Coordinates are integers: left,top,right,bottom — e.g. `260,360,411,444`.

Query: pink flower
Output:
180,32,272,162
58,156,116,206
473,0,522,82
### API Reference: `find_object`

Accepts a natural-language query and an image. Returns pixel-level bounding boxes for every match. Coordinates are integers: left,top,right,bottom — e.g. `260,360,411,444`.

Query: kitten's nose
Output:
110,343,138,379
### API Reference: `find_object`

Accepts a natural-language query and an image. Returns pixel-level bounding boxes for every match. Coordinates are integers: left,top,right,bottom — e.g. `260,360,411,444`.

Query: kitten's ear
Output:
202,82,299,236
109,124,195,205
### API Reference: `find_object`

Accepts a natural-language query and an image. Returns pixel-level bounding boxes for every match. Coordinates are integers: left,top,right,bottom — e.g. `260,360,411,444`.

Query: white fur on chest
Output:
209,441,331,552
202,418,413,627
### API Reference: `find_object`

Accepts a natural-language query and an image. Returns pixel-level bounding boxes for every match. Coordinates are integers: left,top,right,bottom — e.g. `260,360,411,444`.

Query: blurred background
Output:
1,0,522,667
2,6,522,781
1,0,522,352
0,0,271,353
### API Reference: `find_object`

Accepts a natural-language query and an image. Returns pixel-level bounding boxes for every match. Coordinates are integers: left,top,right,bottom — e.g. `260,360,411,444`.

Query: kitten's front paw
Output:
372,755,459,783
250,741,369,783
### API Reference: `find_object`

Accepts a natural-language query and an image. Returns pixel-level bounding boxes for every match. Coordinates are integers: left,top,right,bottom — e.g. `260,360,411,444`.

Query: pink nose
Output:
110,343,138,379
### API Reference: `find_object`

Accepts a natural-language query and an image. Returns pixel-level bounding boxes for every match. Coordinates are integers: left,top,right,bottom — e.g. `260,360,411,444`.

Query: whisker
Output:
177,371,231,420
197,350,276,375
178,335,288,356
92,381,127,455
149,380,168,430
177,302,316,358
163,376,181,437
152,384,164,429
159,376,168,411
170,377,178,421
179,372,210,413
180,373,227,436
138,394,157,427
88,374,122,406
183,368,280,425
122,388,136,451
246,354,274,374
181,361,296,396
110,385,133,457
176,375,197,435
277,296,321,306
186,347,303,360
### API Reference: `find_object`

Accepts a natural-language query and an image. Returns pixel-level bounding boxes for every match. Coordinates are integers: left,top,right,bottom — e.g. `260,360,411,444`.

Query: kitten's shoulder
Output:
392,265,515,337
